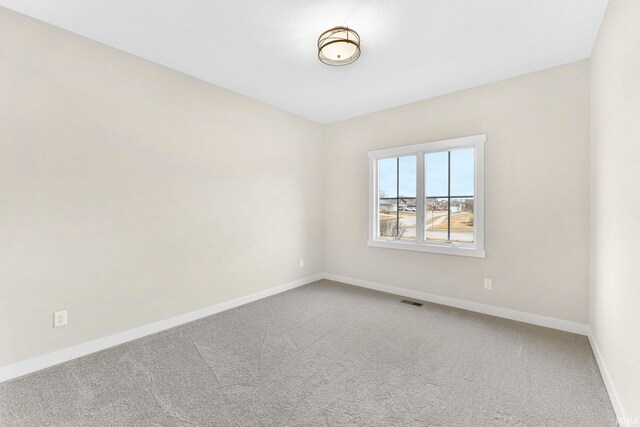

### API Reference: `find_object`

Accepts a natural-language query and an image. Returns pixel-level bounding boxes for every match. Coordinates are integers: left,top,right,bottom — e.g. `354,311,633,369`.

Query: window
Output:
368,134,485,258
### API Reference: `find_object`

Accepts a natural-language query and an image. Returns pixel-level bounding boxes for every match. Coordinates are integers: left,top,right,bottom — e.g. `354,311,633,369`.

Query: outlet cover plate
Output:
54,310,67,328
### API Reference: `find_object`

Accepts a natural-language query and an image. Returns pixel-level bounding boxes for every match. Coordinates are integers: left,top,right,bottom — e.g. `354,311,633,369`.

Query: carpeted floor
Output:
0,280,617,426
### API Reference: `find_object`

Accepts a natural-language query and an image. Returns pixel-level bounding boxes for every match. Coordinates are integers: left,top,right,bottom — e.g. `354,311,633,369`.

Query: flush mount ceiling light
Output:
317,27,361,66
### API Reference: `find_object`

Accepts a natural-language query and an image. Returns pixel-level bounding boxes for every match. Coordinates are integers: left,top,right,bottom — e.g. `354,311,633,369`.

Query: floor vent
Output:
400,299,423,307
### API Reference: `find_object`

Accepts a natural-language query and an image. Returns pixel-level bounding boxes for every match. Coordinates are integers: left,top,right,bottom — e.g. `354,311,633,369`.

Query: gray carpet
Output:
0,280,617,426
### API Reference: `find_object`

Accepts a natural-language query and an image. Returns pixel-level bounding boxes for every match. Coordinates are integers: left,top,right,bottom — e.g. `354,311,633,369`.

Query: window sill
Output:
367,239,486,258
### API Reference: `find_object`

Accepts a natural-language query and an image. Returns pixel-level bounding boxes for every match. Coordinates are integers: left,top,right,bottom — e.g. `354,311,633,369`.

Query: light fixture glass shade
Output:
318,27,360,66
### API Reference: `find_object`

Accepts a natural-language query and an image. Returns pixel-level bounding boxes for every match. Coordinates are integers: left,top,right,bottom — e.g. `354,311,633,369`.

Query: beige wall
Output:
590,0,640,420
0,8,324,366
324,60,591,324
1,4,619,396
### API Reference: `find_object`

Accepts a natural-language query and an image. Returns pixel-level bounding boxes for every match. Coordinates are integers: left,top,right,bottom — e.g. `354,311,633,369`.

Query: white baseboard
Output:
0,273,323,383
1,271,627,424
588,330,629,426
323,273,589,336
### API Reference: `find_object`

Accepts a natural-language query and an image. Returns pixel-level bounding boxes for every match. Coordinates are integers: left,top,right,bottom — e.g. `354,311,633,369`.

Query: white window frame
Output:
368,134,486,258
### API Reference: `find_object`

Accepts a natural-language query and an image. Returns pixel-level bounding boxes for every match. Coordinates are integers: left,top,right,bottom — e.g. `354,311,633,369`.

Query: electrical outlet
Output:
54,310,67,328
299,259,304,268
484,279,492,290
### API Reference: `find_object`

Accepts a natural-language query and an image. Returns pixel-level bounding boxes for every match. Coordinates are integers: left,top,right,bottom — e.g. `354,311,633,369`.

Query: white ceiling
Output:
1,0,608,123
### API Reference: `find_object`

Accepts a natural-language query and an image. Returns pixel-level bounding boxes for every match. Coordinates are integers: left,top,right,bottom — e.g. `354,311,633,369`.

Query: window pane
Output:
425,151,448,198
425,151,449,242
450,148,474,243
398,156,416,241
378,156,416,239
425,198,449,242
450,148,474,197
378,158,397,238
450,197,474,243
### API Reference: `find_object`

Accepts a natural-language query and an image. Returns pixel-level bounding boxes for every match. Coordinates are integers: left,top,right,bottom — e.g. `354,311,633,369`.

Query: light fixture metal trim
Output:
318,26,361,66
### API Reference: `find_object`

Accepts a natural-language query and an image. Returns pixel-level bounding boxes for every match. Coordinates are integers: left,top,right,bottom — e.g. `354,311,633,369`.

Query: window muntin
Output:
368,134,485,258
